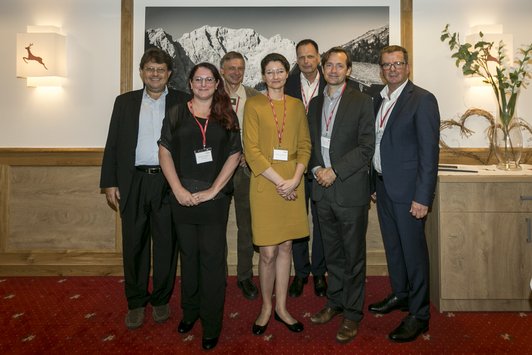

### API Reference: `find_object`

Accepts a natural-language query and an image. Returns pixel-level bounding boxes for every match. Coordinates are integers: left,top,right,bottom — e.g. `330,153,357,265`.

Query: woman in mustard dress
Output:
243,53,311,335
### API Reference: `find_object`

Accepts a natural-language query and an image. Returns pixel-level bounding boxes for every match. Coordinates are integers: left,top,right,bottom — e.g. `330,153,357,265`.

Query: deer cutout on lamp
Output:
22,43,48,70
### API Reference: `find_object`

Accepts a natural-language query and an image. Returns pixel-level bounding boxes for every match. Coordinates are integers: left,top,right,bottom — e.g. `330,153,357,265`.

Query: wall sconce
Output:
16,26,66,87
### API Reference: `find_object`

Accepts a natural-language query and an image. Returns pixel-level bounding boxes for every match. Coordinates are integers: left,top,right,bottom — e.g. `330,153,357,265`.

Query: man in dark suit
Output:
284,39,328,298
100,48,189,329
368,45,440,343
307,47,375,344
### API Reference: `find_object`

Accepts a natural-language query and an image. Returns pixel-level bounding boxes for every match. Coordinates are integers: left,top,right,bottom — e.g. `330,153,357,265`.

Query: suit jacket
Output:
373,80,440,206
100,88,190,212
308,85,375,207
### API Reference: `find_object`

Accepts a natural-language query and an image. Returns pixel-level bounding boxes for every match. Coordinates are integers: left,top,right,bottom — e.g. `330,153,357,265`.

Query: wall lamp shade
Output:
16,26,66,87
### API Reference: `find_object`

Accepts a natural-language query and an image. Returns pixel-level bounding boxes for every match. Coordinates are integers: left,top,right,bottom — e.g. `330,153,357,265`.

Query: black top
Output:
159,103,241,224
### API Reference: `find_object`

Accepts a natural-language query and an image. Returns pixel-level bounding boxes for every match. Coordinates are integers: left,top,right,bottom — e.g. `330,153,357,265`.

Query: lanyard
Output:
324,83,346,133
378,99,397,129
301,80,319,113
232,96,241,114
188,101,209,148
267,92,286,147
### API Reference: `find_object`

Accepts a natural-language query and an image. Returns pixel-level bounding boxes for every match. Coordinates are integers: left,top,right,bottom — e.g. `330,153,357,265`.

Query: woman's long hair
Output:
188,62,239,131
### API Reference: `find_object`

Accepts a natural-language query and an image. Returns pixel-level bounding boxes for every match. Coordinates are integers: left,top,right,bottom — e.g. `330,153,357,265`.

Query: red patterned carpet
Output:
0,276,530,354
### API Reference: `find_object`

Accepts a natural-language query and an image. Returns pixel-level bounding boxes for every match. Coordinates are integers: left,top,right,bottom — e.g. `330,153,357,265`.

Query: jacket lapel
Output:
384,80,413,130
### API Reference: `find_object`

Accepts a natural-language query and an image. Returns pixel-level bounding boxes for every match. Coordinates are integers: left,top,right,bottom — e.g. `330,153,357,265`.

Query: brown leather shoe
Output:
336,318,358,344
310,306,342,324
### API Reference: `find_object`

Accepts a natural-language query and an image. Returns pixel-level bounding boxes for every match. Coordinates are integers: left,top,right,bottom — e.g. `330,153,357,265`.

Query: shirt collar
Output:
143,86,168,101
300,71,320,87
323,83,344,100
380,80,408,101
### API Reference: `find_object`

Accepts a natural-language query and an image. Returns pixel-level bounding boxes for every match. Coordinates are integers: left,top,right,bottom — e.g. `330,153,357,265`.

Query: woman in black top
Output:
159,62,241,351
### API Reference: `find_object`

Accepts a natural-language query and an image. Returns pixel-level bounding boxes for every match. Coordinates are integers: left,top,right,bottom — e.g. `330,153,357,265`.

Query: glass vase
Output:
492,116,523,170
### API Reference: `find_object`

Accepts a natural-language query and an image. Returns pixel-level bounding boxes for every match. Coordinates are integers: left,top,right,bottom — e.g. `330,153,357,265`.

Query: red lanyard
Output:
232,96,241,114
188,101,209,148
267,93,286,147
324,83,346,133
378,99,397,128
301,80,319,113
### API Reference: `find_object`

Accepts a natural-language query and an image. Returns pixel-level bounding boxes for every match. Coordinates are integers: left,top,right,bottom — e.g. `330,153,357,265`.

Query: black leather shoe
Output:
202,336,219,350
288,276,308,298
313,275,327,297
177,318,197,333
388,315,429,343
252,321,269,335
274,311,304,332
368,294,408,314
237,278,258,300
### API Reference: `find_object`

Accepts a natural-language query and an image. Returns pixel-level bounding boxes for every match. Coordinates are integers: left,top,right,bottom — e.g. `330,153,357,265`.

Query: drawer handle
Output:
520,195,532,201
527,218,532,243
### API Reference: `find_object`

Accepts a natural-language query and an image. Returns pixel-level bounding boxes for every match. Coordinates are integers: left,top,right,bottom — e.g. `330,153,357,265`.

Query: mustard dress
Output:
243,94,311,246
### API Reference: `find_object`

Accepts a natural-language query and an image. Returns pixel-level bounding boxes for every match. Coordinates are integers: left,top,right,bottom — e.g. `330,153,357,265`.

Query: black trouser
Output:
177,222,227,338
291,177,327,278
120,171,178,309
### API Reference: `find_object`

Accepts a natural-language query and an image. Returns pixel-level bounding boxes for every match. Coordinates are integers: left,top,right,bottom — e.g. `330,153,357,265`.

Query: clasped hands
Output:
174,187,217,207
315,167,336,188
275,178,299,201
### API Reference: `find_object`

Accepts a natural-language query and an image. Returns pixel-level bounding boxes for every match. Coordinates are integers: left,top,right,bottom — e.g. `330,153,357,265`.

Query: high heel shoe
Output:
274,311,304,332
252,321,269,335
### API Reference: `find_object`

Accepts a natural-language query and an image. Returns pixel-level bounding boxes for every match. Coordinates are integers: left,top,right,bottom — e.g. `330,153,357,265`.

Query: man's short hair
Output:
321,47,352,70
220,51,245,68
379,45,409,65
296,39,319,53
139,47,173,72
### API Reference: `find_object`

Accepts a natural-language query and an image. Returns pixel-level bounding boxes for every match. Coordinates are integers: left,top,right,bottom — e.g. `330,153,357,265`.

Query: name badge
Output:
321,136,331,149
195,147,213,164
273,148,289,161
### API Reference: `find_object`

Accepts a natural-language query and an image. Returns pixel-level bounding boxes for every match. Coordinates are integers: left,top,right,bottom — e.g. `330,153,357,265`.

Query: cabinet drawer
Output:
438,182,532,212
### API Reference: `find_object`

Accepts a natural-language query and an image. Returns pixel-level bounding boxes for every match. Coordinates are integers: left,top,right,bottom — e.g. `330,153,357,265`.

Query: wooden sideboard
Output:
427,168,532,311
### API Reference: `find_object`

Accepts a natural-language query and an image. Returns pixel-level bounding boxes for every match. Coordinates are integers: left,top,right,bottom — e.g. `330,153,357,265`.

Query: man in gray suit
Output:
307,47,375,344
220,51,260,300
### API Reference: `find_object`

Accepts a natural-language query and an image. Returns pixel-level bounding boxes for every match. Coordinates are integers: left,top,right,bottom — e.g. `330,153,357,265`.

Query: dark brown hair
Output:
187,62,239,131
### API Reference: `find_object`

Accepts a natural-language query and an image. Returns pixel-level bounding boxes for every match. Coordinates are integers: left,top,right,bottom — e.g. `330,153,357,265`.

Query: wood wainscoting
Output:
5,147,526,277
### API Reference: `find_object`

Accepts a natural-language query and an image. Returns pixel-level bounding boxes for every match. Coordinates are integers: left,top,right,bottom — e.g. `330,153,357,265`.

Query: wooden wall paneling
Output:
0,165,8,252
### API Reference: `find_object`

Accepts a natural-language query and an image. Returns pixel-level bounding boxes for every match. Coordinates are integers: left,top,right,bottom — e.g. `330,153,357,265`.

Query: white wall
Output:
0,0,120,147
0,0,531,148
415,0,532,147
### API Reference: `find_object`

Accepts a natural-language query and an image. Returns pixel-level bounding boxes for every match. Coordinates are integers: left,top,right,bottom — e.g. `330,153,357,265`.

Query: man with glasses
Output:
368,45,440,343
219,51,261,300
307,47,375,344
285,39,328,298
100,47,189,329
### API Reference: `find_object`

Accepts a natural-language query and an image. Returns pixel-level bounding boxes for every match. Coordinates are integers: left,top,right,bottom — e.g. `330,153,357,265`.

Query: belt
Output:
136,165,162,174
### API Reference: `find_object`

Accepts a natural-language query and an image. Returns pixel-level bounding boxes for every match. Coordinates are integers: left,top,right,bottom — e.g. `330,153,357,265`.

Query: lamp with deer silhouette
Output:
16,26,66,87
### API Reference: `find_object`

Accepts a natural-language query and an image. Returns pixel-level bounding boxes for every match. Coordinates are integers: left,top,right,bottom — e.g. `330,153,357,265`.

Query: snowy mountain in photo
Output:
146,24,388,91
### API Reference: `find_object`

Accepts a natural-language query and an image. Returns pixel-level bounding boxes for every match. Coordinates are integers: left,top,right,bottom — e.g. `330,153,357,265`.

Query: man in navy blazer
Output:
307,47,375,344
368,45,440,343
100,48,189,329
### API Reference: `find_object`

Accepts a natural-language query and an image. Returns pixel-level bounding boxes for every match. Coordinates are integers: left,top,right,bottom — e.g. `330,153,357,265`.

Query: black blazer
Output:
100,88,190,212
372,80,440,206
308,85,375,207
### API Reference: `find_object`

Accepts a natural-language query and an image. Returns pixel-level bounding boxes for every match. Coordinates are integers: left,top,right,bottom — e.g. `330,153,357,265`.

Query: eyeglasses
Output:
264,68,286,76
192,76,217,85
143,67,168,74
380,61,406,70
